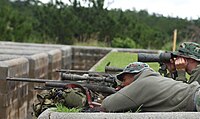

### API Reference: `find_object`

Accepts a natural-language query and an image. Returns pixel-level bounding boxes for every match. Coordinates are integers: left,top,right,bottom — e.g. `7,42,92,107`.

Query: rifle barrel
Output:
7,77,51,83
6,77,75,84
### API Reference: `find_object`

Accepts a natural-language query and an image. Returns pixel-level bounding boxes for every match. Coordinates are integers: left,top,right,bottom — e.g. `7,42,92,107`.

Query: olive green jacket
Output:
188,64,200,84
175,64,200,84
101,69,200,112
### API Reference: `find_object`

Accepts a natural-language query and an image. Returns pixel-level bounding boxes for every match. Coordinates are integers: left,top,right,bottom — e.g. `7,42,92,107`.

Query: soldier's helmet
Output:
173,42,200,61
116,62,149,81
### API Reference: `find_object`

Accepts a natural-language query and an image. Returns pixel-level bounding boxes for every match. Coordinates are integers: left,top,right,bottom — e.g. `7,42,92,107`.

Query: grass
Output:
95,52,159,72
54,103,82,113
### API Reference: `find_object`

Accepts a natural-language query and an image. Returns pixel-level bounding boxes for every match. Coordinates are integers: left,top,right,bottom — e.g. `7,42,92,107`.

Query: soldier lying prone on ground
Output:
101,62,200,112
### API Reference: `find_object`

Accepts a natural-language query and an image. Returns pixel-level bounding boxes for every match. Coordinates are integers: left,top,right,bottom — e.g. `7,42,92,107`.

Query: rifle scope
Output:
61,74,115,84
138,52,173,63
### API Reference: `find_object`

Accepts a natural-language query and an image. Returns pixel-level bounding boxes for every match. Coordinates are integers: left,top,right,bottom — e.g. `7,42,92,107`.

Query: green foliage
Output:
135,104,143,113
161,42,173,51
54,103,81,112
111,37,137,48
0,0,199,49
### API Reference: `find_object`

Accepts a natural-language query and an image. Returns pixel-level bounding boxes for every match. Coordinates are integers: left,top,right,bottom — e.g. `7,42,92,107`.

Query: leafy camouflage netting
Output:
32,88,86,117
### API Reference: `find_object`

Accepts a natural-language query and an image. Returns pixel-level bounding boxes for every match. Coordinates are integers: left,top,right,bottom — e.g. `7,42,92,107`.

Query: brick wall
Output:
0,58,29,119
71,46,111,70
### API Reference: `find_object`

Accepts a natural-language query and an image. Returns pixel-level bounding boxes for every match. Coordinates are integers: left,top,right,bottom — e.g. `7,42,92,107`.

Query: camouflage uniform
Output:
172,42,200,83
101,62,200,112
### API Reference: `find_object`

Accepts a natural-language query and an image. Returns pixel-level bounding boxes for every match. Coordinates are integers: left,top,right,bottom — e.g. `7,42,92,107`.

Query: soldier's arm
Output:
101,91,137,112
175,70,188,83
188,65,200,84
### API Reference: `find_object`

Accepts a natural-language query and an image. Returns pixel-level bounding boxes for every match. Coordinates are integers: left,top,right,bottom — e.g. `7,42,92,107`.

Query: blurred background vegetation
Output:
1,0,200,50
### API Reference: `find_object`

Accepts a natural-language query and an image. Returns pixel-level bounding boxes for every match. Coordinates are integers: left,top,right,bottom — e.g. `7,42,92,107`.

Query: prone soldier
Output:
101,62,200,112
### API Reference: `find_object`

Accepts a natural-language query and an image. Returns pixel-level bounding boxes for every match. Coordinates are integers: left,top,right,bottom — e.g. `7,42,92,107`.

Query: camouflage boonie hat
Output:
173,42,200,61
116,62,149,81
